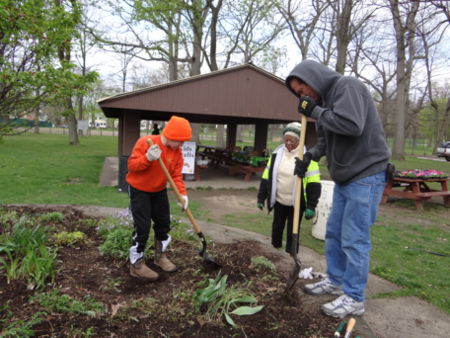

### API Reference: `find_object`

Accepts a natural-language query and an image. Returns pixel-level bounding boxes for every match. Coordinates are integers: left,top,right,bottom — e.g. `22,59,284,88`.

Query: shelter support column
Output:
118,113,141,156
117,112,141,192
254,122,268,154
226,123,237,150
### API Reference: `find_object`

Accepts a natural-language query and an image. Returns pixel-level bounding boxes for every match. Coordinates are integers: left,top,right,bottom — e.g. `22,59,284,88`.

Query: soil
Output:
0,205,344,338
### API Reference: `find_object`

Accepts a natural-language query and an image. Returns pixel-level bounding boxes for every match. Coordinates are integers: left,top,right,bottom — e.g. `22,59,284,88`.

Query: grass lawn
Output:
1,133,128,207
1,132,449,314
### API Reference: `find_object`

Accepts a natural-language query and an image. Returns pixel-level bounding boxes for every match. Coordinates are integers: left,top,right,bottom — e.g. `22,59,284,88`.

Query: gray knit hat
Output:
283,122,301,139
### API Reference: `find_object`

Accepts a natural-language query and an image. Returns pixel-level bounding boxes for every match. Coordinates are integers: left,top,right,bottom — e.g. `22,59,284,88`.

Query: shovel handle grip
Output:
292,114,308,236
344,318,356,338
146,138,201,234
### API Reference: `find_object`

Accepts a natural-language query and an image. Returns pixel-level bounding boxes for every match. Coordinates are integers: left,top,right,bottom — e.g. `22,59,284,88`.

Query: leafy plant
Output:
98,226,133,260
39,212,64,223
0,224,56,289
250,256,276,272
193,272,264,327
0,209,18,233
31,290,104,317
52,231,90,247
0,249,21,284
0,305,45,338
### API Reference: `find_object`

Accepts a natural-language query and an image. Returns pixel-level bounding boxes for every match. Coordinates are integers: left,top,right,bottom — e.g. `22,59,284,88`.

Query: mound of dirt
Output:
0,206,346,337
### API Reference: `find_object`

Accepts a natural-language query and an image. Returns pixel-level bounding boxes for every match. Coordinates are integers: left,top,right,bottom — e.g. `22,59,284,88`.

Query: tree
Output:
389,0,421,160
277,0,330,60
0,0,97,142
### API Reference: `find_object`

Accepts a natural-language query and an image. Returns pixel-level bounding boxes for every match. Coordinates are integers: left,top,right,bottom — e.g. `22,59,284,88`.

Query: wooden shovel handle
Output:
146,138,202,234
292,114,308,236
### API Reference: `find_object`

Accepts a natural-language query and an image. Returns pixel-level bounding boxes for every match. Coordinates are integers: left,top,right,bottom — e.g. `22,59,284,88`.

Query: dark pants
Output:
272,201,305,253
129,186,171,253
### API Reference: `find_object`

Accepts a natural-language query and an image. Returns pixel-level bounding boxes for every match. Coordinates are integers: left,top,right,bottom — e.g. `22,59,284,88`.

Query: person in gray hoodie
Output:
286,60,390,319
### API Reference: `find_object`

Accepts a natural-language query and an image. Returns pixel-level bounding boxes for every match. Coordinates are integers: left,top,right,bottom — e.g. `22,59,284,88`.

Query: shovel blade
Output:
286,236,301,290
198,249,221,269
197,232,221,269
286,262,300,289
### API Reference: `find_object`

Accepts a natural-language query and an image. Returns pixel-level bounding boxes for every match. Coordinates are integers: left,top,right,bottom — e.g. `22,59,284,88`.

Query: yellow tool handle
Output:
344,318,356,338
292,114,308,236
146,138,202,234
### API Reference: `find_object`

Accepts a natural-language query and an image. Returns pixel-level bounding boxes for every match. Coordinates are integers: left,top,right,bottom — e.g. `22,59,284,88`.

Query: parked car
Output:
436,141,450,161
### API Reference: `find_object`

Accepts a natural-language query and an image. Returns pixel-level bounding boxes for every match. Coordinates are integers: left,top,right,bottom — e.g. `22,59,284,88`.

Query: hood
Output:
285,60,341,103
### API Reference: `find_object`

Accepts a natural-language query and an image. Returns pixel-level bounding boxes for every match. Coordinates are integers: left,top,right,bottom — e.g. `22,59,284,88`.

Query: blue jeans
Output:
325,171,386,302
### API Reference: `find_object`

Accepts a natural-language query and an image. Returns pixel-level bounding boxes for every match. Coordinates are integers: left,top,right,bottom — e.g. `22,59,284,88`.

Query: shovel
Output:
147,138,220,269
286,114,308,290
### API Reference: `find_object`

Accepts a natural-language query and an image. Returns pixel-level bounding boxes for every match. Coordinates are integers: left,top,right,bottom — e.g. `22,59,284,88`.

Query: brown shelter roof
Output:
98,63,300,124
97,63,317,191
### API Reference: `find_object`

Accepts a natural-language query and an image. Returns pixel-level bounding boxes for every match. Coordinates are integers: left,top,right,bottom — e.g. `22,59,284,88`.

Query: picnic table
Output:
195,144,268,181
381,176,450,210
196,145,233,167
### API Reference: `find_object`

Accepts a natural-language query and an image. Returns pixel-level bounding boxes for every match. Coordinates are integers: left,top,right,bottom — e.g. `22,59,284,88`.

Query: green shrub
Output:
52,231,90,247
0,224,56,289
39,212,64,223
31,290,104,316
0,209,19,234
0,308,45,338
98,226,133,260
250,256,276,271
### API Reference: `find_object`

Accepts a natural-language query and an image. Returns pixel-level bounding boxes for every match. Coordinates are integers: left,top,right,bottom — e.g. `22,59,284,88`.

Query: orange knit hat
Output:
162,116,192,141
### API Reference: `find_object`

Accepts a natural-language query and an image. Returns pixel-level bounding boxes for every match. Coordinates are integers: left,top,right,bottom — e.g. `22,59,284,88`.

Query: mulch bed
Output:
0,205,345,337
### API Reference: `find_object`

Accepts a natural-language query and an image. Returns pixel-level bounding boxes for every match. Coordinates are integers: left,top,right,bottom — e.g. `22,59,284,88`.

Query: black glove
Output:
298,96,317,117
257,202,264,210
294,152,312,178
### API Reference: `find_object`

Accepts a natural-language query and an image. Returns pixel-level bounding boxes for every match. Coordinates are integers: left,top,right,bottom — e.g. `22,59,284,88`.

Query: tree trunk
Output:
335,0,353,74
66,100,79,145
390,0,420,160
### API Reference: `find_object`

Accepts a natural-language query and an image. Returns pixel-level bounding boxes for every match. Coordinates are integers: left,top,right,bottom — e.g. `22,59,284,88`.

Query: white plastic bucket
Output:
312,180,335,240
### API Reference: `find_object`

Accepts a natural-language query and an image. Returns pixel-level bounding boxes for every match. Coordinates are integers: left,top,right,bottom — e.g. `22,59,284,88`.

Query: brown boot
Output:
154,238,177,272
154,253,177,272
130,259,159,281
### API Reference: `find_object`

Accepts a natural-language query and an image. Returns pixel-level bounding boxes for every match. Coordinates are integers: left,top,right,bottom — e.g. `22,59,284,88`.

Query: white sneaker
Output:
303,277,344,295
321,294,365,318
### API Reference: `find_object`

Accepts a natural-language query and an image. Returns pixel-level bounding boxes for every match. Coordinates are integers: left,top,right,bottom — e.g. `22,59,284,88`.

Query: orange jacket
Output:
126,135,186,195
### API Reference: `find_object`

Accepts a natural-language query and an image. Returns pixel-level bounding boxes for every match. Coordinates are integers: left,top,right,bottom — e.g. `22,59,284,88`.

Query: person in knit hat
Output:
127,115,192,281
257,121,321,253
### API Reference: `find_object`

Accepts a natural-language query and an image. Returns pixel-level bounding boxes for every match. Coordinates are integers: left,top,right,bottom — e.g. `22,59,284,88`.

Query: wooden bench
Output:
382,177,450,210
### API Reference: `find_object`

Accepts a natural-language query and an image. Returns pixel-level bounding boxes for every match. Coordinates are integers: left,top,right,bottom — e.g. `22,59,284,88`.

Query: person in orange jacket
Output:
127,115,191,281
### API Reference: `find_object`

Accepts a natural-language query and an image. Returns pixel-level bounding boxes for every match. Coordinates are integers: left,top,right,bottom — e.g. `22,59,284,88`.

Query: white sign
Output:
77,120,89,131
182,142,196,174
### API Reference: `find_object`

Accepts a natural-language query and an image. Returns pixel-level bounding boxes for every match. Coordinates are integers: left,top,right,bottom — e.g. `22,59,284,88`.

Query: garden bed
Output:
0,205,341,337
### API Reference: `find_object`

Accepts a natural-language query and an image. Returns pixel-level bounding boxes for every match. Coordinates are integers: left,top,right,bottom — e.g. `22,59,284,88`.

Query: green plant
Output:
100,278,123,293
250,256,276,272
1,223,47,256
31,290,104,316
52,231,90,247
39,212,64,223
66,326,95,337
0,305,45,338
0,249,21,284
0,209,18,233
0,223,56,289
21,245,57,289
79,218,100,228
193,273,264,327
98,226,133,260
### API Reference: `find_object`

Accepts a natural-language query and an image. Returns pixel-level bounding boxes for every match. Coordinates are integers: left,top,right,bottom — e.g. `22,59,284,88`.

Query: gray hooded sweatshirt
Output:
286,60,390,185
